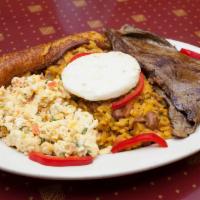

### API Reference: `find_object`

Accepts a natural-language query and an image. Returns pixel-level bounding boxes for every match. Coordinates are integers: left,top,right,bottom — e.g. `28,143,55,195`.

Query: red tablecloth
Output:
0,0,200,199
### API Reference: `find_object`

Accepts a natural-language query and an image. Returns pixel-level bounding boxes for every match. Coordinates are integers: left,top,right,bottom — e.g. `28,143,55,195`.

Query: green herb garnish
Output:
60,152,66,157
51,117,56,121
81,128,88,135
40,137,45,144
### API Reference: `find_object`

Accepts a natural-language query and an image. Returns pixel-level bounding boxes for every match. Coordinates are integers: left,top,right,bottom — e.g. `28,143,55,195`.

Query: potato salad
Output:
0,74,99,157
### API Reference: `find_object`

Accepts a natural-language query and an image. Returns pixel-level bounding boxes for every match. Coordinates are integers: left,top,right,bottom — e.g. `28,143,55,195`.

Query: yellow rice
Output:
45,31,172,149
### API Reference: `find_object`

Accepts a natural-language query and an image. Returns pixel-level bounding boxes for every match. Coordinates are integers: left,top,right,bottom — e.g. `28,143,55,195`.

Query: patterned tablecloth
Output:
0,0,200,199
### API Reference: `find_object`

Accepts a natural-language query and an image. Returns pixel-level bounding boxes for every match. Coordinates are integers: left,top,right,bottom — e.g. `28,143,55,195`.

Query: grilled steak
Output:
106,25,200,137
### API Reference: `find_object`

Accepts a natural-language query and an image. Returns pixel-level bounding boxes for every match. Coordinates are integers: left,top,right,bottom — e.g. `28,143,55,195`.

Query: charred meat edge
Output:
106,25,200,137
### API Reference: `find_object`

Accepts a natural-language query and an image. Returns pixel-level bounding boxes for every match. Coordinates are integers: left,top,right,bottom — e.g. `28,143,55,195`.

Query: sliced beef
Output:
145,111,159,130
106,25,200,137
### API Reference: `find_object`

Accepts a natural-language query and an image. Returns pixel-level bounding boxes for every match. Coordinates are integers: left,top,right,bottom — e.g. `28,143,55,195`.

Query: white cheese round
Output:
61,51,141,101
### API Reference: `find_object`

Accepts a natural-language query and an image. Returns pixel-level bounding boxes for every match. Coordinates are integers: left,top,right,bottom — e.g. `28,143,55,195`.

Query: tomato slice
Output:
29,152,93,166
70,52,92,63
111,73,145,110
180,48,200,60
111,132,168,153
47,81,57,88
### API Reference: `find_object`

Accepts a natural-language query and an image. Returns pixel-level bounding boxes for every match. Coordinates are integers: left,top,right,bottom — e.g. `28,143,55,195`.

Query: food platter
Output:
0,39,200,180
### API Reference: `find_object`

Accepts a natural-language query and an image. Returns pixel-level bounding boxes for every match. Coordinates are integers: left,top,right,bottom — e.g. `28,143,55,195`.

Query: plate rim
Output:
0,39,200,180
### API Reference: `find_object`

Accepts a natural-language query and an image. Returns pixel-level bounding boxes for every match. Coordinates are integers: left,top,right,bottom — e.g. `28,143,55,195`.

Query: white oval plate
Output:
0,39,200,180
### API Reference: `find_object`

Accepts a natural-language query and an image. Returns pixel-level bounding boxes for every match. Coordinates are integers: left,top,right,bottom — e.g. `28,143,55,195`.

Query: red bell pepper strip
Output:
70,52,92,63
29,151,93,166
47,81,57,88
111,132,168,153
111,73,145,110
180,48,200,60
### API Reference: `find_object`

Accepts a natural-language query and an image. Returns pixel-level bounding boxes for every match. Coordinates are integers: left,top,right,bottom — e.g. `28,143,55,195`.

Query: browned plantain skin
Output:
0,33,92,86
